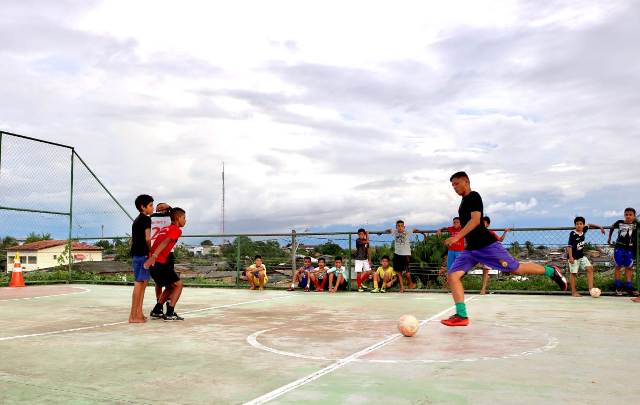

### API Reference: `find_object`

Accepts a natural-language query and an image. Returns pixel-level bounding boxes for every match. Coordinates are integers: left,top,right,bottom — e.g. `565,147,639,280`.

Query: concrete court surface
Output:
1,284,639,405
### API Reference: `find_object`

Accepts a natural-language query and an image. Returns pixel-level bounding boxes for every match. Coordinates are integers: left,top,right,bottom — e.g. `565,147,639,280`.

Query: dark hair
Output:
625,207,636,215
254,255,262,260
156,202,171,213
334,256,343,262
483,216,491,225
574,216,586,225
453,217,460,221
450,171,469,182
381,255,390,261
357,228,366,234
134,194,154,212
318,258,326,263
170,207,186,222
303,256,311,261
396,220,404,225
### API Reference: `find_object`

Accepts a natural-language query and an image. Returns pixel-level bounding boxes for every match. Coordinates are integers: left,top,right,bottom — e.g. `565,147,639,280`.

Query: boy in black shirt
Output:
129,194,154,323
567,217,605,297
607,207,639,296
441,172,567,327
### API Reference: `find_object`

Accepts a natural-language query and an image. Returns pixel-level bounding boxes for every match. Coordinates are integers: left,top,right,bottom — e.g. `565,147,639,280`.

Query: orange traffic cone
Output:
9,252,25,287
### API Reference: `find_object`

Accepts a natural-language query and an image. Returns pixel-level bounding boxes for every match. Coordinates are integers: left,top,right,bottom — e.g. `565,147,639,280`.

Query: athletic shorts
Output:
298,274,309,288
354,260,371,273
447,250,463,270
250,271,268,286
568,257,592,274
393,255,411,273
150,261,180,287
376,267,396,279
132,256,150,282
614,248,635,268
449,242,519,274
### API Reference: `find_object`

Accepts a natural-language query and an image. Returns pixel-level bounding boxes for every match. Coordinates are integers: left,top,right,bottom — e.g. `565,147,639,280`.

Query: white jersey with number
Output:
150,213,172,251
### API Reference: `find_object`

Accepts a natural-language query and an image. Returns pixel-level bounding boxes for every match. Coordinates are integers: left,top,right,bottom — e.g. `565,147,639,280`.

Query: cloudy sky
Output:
1,0,639,237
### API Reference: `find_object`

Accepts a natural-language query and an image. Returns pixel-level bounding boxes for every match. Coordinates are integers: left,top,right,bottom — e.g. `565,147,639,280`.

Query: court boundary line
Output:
243,296,477,405
0,286,91,302
0,294,291,342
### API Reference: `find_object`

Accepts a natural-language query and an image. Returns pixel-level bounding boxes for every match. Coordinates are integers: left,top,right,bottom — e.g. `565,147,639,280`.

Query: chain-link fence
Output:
2,131,638,292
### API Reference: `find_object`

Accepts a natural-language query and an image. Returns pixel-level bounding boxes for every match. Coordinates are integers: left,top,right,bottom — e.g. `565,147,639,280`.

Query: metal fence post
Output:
291,230,297,278
67,149,75,283
236,237,241,287
347,233,352,291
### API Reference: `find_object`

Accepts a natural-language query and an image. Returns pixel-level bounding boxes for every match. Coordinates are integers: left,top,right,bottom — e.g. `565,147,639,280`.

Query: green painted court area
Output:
1,285,639,404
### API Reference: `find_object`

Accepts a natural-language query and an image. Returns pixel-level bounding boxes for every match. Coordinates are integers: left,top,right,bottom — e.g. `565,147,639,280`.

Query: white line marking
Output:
243,296,477,405
0,286,91,302
0,294,290,342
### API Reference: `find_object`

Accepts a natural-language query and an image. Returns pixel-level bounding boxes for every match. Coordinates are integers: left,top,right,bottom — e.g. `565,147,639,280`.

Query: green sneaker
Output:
380,288,386,293
371,288,380,293
361,284,370,291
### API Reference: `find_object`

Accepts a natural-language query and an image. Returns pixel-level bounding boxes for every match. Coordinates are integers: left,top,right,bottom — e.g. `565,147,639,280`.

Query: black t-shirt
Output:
355,239,369,260
567,227,589,259
459,191,496,250
130,214,151,257
612,220,638,249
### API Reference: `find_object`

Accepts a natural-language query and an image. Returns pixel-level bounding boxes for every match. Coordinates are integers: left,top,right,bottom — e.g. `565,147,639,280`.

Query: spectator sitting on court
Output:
288,256,314,292
371,255,397,293
246,255,268,291
327,256,349,293
309,257,329,292
567,216,605,297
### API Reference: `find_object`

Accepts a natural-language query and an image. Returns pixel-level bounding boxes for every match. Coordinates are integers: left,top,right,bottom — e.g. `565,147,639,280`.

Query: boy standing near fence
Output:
145,208,187,321
385,220,417,293
608,208,639,296
354,228,372,292
567,217,605,297
129,194,154,323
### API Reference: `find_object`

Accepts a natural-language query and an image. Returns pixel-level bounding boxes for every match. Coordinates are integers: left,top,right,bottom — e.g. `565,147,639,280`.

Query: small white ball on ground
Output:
590,288,601,298
398,314,419,337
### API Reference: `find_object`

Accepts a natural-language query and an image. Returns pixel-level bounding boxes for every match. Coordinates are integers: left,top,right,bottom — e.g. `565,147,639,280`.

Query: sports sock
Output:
625,281,634,291
544,266,555,278
373,277,379,289
615,279,623,290
166,304,175,316
455,302,467,318
357,273,362,289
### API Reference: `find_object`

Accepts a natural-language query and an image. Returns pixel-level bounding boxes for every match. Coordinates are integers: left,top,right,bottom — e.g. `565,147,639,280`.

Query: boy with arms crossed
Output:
385,220,418,293
246,255,268,290
608,208,639,296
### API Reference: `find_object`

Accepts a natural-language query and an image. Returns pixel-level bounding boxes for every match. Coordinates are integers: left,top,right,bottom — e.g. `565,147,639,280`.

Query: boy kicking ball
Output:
441,172,567,327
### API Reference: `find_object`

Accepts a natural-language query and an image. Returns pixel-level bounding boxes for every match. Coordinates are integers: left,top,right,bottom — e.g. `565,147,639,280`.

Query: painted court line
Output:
0,286,91,302
0,294,290,342
243,296,477,405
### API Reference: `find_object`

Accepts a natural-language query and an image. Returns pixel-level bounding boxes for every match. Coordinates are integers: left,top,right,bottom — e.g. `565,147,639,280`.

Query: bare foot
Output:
631,297,640,303
259,287,264,291
399,288,405,293
129,318,146,323
408,284,417,289
250,286,256,290
480,290,486,295
572,293,582,297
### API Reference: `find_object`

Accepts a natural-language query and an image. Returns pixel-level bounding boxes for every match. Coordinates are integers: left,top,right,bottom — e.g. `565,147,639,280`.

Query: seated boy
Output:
371,255,397,293
246,255,268,290
309,258,329,292
327,256,349,293
288,256,314,292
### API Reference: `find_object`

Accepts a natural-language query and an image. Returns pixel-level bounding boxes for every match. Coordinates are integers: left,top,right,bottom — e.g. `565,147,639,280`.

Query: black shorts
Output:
393,254,411,273
150,260,180,288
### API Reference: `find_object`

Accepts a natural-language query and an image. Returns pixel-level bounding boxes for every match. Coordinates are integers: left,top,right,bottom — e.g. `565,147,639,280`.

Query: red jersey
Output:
447,226,465,251
151,224,182,263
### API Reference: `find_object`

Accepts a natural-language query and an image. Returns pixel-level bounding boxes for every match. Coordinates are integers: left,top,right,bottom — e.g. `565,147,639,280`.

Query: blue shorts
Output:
614,248,635,268
447,250,463,270
132,256,150,282
449,242,520,274
298,275,309,288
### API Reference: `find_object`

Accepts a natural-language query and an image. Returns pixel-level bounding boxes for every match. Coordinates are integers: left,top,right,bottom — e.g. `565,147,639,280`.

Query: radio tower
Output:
221,162,225,235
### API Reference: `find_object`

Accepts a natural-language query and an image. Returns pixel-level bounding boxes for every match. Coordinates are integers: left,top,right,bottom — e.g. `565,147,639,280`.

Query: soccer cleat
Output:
361,284,370,291
358,288,364,292
440,314,470,327
550,265,568,291
370,288,380,293
163,312,184,321
150,309,164,319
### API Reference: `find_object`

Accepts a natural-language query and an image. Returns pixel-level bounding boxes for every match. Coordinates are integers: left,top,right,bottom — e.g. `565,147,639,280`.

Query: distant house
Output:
6,240,103,272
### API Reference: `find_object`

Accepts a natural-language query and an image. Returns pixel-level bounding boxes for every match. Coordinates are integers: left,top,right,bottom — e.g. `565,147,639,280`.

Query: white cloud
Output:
487,198,538,213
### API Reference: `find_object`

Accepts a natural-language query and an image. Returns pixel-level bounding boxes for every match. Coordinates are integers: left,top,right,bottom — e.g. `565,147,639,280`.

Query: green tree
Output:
1,236,19,272
524,241,535,257
94,240,114,254
25,232,52,244
201,240,214,246
509,241,521,257
314,241,345,257
412,234,448,267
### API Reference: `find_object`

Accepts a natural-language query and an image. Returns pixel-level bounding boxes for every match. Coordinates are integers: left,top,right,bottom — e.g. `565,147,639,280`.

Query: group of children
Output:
129,194,187,323
128,173,638,325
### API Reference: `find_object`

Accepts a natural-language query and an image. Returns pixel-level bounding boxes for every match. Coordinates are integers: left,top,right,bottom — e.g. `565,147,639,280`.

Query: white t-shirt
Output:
150,213,172,251
392,230,412,256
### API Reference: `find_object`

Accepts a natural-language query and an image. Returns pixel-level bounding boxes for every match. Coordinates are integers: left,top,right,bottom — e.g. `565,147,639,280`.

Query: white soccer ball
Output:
590,288,601,298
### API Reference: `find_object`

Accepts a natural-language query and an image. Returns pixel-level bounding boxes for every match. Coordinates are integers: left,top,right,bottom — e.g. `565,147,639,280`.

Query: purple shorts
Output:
449,242,520,274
